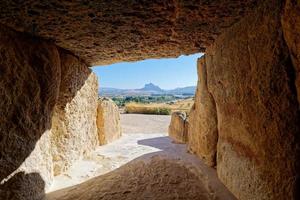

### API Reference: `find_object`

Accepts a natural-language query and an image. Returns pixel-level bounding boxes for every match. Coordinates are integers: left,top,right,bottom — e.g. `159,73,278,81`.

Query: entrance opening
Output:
48,53,236,200
49,53,201,191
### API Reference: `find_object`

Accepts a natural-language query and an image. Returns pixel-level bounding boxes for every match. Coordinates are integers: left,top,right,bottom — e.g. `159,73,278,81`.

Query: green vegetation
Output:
125,103,171,115
111,95,190,107
107,95,194,115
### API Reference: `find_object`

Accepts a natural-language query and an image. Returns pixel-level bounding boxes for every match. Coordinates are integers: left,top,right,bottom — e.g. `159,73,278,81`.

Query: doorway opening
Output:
49,53,201,191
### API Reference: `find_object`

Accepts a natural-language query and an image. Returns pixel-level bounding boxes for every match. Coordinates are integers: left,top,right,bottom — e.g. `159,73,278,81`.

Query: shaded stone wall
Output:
281,0,300,106
281,1,300,198
199,0,300,199
0,25,61,199
0,25,99,199
188,56,218,167
0,0,258,66
50,51,99,176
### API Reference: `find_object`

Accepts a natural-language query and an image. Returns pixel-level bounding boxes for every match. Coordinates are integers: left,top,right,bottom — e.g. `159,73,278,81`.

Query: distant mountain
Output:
138,83,163,92
99,83,196,97
166,86,196,95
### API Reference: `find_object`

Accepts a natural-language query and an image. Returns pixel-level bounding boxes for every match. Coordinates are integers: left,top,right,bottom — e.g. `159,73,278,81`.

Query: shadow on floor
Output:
46,136,236,200
137,136,174,151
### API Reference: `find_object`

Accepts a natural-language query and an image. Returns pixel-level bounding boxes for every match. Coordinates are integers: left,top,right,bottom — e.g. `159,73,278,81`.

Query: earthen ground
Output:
47,114,235,200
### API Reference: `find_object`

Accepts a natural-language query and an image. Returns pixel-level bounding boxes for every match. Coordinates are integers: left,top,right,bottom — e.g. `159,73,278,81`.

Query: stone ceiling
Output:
0,0,258,66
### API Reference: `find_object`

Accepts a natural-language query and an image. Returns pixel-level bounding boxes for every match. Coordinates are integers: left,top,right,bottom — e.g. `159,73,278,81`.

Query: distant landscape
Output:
99,83,195,115
99,83,196,97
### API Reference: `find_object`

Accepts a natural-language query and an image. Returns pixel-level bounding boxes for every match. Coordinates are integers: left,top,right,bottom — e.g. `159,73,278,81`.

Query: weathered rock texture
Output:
0,24,101,199
1,130,54,198
47,158,213,200
97,98,122,145
0,25,60,199
281,0,300,106
281,2,300,197
16,130,53,190
204,0,300,199
168,112,188,144
51,52,99,176
0,0,258,65
188,56,218,167
1,1,300,199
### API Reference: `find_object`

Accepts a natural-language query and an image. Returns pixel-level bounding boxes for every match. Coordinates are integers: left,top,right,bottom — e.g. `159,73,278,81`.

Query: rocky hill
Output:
99,83,196,97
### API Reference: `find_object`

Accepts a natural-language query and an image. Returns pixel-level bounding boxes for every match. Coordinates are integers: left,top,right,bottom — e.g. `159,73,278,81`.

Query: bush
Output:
125,103,171,115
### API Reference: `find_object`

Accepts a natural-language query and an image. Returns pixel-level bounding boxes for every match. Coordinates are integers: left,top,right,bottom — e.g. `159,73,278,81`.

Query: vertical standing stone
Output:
205,0,300,199
51,51,99,176
0,25,61,199
188,56,218,167
97,97,122,145
281,1,300,198
168,111,189,144
281,0,300,106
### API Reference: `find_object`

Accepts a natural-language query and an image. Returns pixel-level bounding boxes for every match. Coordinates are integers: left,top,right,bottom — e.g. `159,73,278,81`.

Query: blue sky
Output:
91,53,202,90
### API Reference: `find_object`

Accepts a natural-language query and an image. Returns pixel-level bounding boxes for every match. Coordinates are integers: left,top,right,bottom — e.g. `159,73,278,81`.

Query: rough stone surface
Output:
281,1,300,197
0,0,258,65
0,25,60,199
51,51,99,176
168,112,188,144
97,98,122,145
0,172,46,200
188,56,218,167
281,0,300,106
205,1,300,199
17,130,53,190
47,158,212,200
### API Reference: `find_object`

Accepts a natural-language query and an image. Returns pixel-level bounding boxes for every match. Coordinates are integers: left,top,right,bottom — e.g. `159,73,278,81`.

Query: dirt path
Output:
120,113,171,133
47,114,236,200
49,114,171,192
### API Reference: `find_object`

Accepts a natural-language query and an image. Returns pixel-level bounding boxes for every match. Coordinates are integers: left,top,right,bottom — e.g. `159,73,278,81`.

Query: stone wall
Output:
0,25,100,199
97,98,121,145
0,25,61,199
0,0,259,66
1,0,300,199
51,51,99,176
201,0,300,199
188,56,218,167
281,0,300,106
168,112,189,144
281,1,300,197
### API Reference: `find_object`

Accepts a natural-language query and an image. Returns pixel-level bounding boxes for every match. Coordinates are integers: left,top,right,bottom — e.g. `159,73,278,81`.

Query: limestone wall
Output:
0,25,61,199
281,0,300,106
281,2,300,197
97,98,121,145
201,0,300,199
188,56,218,167
1,0,300,199
0,0,258,66
0,25,100,199
51,51,99,176
168,112,188,144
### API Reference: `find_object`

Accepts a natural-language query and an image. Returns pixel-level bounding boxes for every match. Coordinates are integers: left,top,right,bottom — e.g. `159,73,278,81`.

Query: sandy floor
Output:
48,114,236,200
49,114,171,192
48,133,167,192
120,113,171,133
